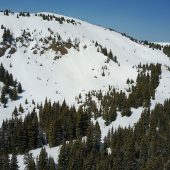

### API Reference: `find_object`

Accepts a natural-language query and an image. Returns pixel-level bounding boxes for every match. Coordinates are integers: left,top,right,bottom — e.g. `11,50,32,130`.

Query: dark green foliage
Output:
94,42,119,64
121,32,139,43
0,153,10,170
18,12,30,17
0,63,15,86
1,88,7,104
38,148,48,170
94,122,101,150
17,83,22,93
25,99,28,104
10,152,19,170
4,9,10,16
163,45,170,57
149,43,162,50
57,143,70,170
10,87,18,100
101,47,108,56
0,96,169,170
0,111,45,154
0,63,22,104
23,149,57,170
12,107,18,117
18,104,24,113
143,41,170,58
2,28,13,44
108,50,113,60
39,100,90,147
82,63,161,124
48,157,56,170
128,63,161,107
24,153,36,170
57,99,170,170
39,13,79,25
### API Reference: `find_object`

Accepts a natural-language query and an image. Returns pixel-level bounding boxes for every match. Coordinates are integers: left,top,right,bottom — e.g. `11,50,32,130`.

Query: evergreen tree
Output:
58,143,70,170
17,83,22,93
38,148,48,170
108,50,113,60
1,90,7,104
48,157,56,170
24,153,36,170
1,154,10,170
12,107,18,117
11,87,18,100
94,121,101,151
19,104,24,113
2,28,13,44
10,152,19,170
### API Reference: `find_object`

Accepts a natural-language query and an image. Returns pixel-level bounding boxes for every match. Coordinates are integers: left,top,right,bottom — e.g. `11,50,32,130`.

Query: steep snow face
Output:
0,12,170,127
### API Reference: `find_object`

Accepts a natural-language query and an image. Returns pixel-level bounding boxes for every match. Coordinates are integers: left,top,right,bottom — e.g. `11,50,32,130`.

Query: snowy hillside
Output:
0,11,170,169
0,9,170,140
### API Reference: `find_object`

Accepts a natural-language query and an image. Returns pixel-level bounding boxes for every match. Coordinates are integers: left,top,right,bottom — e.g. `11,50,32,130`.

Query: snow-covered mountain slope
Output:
0,11,170,130
0,11,170,169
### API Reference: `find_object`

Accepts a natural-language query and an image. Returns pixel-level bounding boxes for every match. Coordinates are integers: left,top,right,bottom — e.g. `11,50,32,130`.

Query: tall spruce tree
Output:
10,152,19,170
24,153,36,170
38,148,48,170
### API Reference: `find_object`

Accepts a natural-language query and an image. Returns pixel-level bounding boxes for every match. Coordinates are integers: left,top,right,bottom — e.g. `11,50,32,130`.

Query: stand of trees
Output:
163,45,170,57
0,99,90,154
38,13,79,25
57,99,170,170
0,109,46,154
0,63,23,105
1,97,169,170
2,28,14,44
95,41,119,64
0,91,169,170
39,99,90,147
79,63,161,125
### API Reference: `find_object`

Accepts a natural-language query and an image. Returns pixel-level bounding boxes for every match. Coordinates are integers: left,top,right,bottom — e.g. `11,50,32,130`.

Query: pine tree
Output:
58,143,70,170
24,153,36,170
1,90,7,104
19,104,24,113
108,50,113,60
17,83,22,93
1,154,10,170
27,12,30,17
86,123,94,152
38,148,48,170
25,99,28,104
10,152,19,170
12,107,18,117
48,157,56,170
10,87,18,101
2,28,13,44
48,122,56,147
94,121,101,151
124,132,137,170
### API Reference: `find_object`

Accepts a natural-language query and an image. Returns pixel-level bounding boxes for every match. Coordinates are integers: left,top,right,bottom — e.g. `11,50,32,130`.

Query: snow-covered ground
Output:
0,11,170,169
